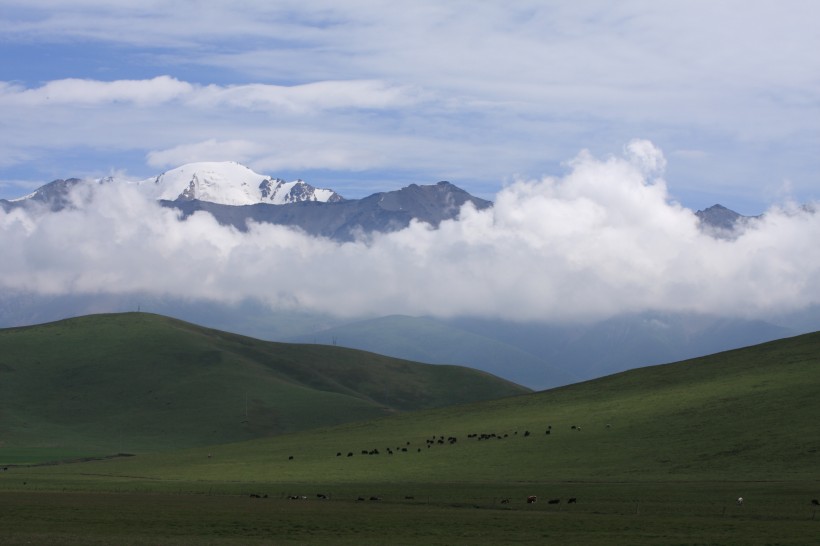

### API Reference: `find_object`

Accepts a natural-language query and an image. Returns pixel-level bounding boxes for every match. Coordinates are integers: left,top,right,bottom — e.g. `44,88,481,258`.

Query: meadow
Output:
1,318,818,544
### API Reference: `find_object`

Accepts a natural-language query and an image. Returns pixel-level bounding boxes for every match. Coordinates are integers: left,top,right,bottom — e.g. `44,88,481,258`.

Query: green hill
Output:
3,329,818,546
35,330,818,485
0,313,528,459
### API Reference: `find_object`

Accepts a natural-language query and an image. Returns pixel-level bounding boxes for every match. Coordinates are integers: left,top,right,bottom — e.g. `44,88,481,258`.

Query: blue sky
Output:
1,1,818,214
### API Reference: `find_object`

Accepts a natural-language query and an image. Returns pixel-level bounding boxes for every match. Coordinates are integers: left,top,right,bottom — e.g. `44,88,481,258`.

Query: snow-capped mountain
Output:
138,161,344,205
0,162,492,242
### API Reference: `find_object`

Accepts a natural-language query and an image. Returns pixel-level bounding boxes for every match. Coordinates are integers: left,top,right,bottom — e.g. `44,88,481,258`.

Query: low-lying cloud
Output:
2,141,818,323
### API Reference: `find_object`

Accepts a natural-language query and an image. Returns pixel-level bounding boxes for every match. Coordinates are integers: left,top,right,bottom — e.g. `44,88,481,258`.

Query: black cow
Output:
548,498,560,504
568,497,577,504
811,499,819,506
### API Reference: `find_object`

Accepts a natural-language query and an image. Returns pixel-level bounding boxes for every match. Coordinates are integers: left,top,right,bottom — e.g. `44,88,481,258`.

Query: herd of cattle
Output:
270,493,578,504
286,425,579,462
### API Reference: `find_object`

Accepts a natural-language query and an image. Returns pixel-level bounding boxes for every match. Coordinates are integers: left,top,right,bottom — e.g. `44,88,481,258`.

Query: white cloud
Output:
2,142,818,323
0,77,415,111
0,76,193,106
146,140,266,169
189,80,421,113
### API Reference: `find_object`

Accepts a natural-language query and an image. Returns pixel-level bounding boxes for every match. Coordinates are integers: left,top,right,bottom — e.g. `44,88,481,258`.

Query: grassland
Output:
0,312,526,459
0,320,818,544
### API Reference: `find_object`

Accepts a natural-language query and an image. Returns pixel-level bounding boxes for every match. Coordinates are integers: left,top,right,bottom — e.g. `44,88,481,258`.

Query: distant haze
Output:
2,140,818,324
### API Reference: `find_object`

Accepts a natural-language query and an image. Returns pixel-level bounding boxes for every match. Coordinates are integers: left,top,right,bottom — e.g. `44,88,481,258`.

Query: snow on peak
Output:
138,161,342,206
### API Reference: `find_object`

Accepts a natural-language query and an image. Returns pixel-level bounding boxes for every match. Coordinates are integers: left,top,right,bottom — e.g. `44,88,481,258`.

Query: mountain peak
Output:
694,203,764,239
142,161,344,206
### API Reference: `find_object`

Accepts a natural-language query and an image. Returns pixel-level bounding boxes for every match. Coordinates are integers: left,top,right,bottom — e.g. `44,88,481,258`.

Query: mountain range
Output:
2,161,755,241
0,161,811,388
0,161,492,241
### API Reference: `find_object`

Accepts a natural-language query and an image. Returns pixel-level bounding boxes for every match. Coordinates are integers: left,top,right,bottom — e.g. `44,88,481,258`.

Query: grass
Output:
0,312,527,458
1,319,818,544
16,329,811,484
0,483,817,545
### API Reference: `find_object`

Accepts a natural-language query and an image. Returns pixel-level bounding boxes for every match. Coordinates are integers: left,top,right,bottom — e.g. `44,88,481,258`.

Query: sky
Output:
1,1,819,326
1,1,818,214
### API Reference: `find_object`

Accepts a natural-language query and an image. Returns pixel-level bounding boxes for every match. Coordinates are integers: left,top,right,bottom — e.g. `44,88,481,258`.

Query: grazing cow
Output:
356,496,365,501
405,496,415,500
500,498,510,504
736,497,744,506
336,452,342,457
568,497,577,504
287,495,302,500
288,455,294,460
548,498,560,504
524,431,530,437
317,494,328,500
545,429,551,435
526,495,537,504
812,499,819,506
370,496,382,501
249,494,260,498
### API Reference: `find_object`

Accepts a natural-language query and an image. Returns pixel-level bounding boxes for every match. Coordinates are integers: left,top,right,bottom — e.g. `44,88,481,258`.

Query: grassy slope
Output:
0,313,527,458
17,330,818,485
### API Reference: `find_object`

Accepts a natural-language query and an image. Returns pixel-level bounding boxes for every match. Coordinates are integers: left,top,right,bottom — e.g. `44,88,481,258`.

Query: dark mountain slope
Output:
288,314,578,389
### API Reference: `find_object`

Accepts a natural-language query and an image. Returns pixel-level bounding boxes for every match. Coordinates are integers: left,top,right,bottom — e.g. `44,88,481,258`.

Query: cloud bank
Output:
2,141,818,323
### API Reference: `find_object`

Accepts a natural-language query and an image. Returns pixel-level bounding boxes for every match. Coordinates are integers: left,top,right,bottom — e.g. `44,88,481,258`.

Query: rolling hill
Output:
0,313,528,458
40,330,819,484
